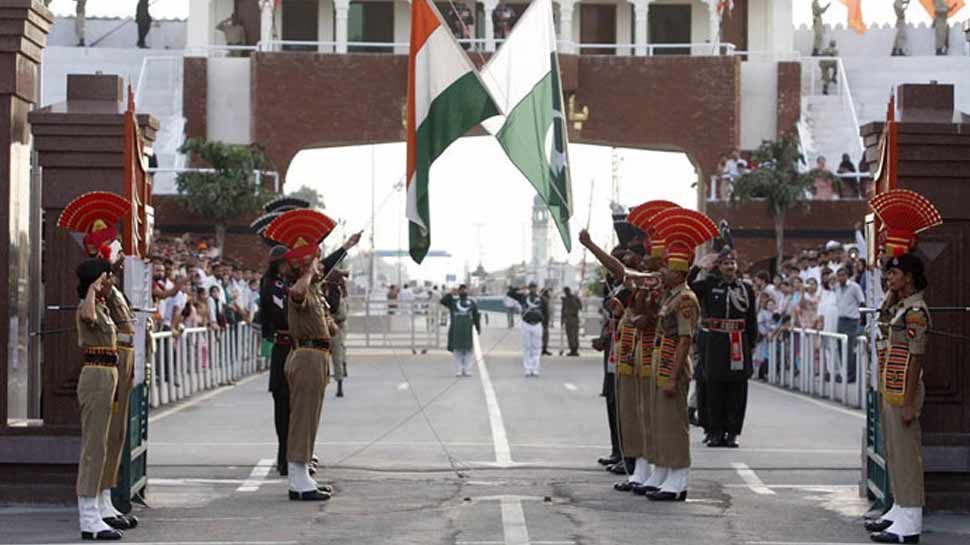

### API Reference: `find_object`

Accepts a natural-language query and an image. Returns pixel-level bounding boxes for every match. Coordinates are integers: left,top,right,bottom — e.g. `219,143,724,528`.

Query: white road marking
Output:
731,462,776,495
563,383,577,391
398,381,410,391
236,458,275,492
750,381,865,420
473,330,513,467
500,496,530,545
148,373,264,423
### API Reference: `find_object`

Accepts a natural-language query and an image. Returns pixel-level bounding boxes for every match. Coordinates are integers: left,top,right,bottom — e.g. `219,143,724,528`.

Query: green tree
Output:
730,132,838,272
176,138,272,255
287,185,325,209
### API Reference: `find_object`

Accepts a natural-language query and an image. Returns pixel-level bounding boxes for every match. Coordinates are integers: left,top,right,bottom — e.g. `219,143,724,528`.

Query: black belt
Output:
702,318,746,332
83,349,119,367
275,331,292,346
296,338,331,351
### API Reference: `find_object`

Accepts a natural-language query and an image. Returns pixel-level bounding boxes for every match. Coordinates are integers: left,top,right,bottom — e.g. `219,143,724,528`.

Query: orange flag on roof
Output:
919,0,965,18
836,0,866,34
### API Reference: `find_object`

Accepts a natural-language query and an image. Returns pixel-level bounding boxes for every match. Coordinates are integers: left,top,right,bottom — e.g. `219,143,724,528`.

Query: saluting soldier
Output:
865,189,942,544
263,209,361,501
58,191,135,540
689,247,758,448
646,208,719,502
510,282,545,377
441,283,482,377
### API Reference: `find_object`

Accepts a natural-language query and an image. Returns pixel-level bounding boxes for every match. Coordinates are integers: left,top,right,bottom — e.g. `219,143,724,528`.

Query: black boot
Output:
336,380,344,398
723,433,739,448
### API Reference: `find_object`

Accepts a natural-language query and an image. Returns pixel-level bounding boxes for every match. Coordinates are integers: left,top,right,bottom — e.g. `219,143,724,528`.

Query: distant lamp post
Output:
568,94,589,131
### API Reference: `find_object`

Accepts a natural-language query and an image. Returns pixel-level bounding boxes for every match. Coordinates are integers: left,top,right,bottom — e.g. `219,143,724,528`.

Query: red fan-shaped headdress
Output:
651,208,719,272
264,209,337,263
870,189,942,257
57,191,130,259
627,200,680,257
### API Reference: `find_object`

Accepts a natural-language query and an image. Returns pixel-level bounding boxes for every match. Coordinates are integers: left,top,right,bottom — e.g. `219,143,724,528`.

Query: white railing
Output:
255,39,736,57
765,328,867,410
148,167,281,194
149,322,264,409
707,171,874,202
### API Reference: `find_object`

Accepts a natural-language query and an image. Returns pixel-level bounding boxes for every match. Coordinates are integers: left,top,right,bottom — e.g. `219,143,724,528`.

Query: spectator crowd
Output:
748,234,871,383
150,233,262,337
713,149,872,201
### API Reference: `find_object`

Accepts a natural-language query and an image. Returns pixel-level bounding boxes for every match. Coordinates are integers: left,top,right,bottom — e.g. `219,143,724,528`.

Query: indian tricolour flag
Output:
406,0,499,264
481,0,573,251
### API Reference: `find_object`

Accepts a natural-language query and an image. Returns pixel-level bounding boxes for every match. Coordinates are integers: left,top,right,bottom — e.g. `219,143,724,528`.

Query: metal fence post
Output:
840,333,850,406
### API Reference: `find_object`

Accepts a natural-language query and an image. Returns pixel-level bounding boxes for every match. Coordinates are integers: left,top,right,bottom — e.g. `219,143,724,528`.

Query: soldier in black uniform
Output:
688,247,757,448
260,245,293,476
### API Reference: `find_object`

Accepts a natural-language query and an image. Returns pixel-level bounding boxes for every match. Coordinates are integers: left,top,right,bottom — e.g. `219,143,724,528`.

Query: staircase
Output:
842,57,970,125
797,56,970,171
135,56,186,195
802,94,863,169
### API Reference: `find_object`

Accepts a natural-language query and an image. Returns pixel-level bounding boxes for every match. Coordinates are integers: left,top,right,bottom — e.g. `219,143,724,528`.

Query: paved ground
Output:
3,326,968,545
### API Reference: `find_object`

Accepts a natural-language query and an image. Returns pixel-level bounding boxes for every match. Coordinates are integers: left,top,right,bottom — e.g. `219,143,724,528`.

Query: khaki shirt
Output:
288,283,332,341
878,291,929,404
655,284,699,385
77,300,117,348
106,286,135,335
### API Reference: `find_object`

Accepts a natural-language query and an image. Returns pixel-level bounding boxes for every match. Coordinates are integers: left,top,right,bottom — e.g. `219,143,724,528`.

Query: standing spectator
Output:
813,156,836,200
209,285,226,330
440,284,481,377
835,265,864,383
399,282,415,314
216,12,247,56
755,295,777,380
540,287,552,356
837,152,859,198
493,2,515,39
136,0,152,48
561,287,583,356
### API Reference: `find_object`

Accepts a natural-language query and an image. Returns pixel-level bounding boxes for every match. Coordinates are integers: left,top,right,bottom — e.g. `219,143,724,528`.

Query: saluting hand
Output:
578,229,592,248
343,231,364,250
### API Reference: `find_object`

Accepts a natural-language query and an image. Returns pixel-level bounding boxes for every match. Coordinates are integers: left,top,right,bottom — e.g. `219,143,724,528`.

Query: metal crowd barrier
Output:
343,297,443,352
148,322,264,409
766,328,868,409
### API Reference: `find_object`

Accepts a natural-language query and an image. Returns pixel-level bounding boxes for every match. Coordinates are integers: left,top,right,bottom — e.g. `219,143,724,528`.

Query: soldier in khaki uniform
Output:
865,188,943,544
264,208,361,501
645,207,718,502
58,191,135,539
74,259,123,541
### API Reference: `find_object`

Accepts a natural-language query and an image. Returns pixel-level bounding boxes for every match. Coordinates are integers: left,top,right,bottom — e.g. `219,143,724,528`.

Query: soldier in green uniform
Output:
441,284,482,377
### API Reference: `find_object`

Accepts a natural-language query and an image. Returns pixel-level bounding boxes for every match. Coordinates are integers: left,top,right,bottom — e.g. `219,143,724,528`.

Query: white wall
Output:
49,16,186,50
616,1,632,55
41,46,181,106
795,22,969,58
739,60,778,150
206,57,251,145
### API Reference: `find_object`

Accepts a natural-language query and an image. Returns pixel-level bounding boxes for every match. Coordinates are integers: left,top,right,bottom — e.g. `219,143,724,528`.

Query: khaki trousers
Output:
285,348,329,464
881,380,925,507
77,366,118,497
616,371,643,458
652,374,690,469
640,373,656,462
100,348,133,490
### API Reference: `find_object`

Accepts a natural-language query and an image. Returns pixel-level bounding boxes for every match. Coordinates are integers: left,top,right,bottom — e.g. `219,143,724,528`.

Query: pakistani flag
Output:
481,0,573,251
406,0,500,263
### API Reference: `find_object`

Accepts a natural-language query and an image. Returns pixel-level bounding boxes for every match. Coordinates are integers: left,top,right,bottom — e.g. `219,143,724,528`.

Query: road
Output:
2,327,966,545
